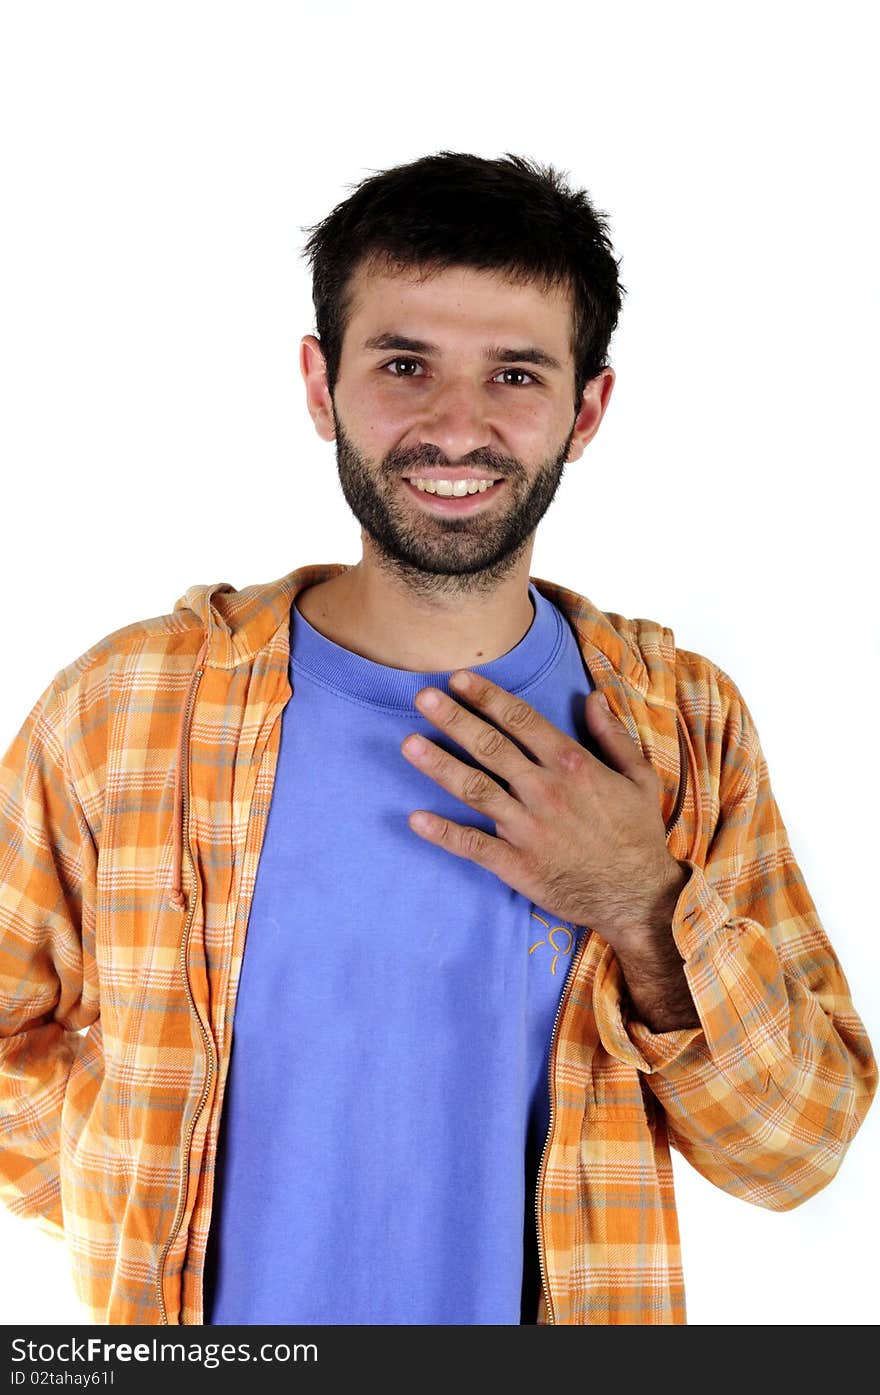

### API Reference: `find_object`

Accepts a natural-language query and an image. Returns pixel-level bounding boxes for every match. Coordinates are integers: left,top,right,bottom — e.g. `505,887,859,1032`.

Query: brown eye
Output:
383,357,423,377
494,368,537,387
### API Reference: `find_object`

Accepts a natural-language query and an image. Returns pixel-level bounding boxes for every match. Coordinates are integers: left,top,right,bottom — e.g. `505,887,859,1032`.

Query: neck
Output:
295,539,537,671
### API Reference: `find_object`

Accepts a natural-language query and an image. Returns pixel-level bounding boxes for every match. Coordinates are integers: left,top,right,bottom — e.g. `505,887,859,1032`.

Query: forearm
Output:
605,859,877,1209
611,860,699,1033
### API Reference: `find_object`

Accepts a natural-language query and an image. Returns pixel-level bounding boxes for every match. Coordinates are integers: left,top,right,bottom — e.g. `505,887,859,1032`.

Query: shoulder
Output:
49,605,204,704
19,605,205,788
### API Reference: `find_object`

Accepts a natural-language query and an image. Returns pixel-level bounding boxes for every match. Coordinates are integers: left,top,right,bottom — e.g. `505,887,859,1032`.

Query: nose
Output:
415,376,493,462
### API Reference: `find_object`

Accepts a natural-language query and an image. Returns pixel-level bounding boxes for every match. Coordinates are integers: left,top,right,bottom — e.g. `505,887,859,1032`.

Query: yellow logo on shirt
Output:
528,911,574,975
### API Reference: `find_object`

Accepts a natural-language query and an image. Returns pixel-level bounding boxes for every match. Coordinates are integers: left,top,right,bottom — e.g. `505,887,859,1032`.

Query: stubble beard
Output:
329,406,577,599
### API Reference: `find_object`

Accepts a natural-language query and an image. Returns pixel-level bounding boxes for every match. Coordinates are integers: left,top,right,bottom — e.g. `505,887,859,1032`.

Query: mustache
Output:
386,449,520,478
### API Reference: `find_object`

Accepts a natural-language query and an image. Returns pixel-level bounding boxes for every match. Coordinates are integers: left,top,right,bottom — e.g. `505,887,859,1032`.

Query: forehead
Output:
344,258,574,356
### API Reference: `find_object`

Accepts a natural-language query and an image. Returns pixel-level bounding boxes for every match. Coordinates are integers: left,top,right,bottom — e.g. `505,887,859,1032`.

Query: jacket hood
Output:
173,564,665,694
164,564,701,906
172,564,346,671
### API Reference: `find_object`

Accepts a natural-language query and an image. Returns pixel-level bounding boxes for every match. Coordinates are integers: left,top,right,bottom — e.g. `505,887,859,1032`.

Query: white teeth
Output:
409,477,497,495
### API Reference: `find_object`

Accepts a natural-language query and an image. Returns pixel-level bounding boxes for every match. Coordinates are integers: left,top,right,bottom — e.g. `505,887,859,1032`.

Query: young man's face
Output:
302,258,613,589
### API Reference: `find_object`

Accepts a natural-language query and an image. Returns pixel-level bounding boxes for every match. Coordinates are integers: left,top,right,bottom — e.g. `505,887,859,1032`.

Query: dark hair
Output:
300,151,626,414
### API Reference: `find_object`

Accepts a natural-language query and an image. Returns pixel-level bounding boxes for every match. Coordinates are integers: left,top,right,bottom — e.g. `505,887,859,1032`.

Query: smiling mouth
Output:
403,475,503,496
401,476,506,511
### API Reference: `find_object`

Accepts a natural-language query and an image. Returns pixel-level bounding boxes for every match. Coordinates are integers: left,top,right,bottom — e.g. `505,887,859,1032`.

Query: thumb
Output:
586,689,643,777
589,689,615,722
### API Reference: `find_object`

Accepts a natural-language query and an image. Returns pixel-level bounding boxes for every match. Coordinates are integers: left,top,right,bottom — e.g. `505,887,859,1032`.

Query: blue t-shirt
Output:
203,582,595,1324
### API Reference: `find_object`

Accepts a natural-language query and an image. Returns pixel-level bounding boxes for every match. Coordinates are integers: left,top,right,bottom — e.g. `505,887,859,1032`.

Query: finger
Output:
446,669,587,770
408,809,516,881
585,689,656,785
411,684,535,786
400,733,520,822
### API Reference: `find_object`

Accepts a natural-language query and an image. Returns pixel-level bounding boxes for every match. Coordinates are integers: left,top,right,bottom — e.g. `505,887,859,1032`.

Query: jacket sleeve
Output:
0,674,98,1239
593,664,877,1211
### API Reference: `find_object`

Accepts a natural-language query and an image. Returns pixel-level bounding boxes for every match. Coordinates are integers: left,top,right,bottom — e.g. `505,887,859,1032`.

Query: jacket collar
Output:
173,563,674,707
166,564,694,909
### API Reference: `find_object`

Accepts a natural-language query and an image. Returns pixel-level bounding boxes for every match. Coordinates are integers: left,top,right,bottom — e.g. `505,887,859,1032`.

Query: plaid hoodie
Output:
0,563,875,1325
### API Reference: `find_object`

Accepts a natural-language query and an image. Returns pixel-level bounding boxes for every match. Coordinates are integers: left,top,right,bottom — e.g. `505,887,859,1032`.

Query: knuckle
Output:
475,725,508,761
502,698,534,732
558,743,587,775
460,826,487,858
461,769,497,804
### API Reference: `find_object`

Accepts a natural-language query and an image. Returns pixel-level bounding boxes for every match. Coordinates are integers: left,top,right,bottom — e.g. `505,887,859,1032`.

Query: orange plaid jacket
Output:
0,563,875,1325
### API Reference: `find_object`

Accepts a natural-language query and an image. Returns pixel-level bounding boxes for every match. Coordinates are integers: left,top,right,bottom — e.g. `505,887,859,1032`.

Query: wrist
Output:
650,857,691,934
612,857,690,955
606,861,698,1033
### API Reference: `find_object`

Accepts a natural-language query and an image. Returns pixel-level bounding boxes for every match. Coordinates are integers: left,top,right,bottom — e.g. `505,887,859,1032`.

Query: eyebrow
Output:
362,332,564,374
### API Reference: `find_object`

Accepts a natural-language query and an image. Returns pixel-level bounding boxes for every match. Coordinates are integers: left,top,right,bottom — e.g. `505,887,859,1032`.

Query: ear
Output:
566,367,616,463
300,335,336,442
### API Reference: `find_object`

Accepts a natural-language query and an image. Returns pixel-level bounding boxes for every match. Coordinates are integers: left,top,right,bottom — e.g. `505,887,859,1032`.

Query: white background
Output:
0,0,877,1327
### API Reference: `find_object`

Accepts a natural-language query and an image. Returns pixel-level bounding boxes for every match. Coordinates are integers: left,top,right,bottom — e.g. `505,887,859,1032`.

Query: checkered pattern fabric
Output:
1,564,875,1324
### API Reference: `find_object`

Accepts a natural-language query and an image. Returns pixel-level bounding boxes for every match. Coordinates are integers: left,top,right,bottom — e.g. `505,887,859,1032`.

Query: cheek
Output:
337,384,403,447
502,395,561,437
358,379,414,423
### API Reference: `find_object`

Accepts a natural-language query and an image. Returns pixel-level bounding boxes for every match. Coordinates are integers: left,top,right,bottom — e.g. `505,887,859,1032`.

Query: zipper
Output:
534,928,589,1325
534,707,689,1322
155,665,216,1325
665,713,688,837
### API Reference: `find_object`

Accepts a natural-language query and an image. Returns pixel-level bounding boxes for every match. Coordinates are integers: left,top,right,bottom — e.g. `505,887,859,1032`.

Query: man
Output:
0,152,875,1327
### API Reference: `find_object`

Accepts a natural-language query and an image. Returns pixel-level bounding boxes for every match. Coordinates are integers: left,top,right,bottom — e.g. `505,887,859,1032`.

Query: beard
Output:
330,406,577,598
